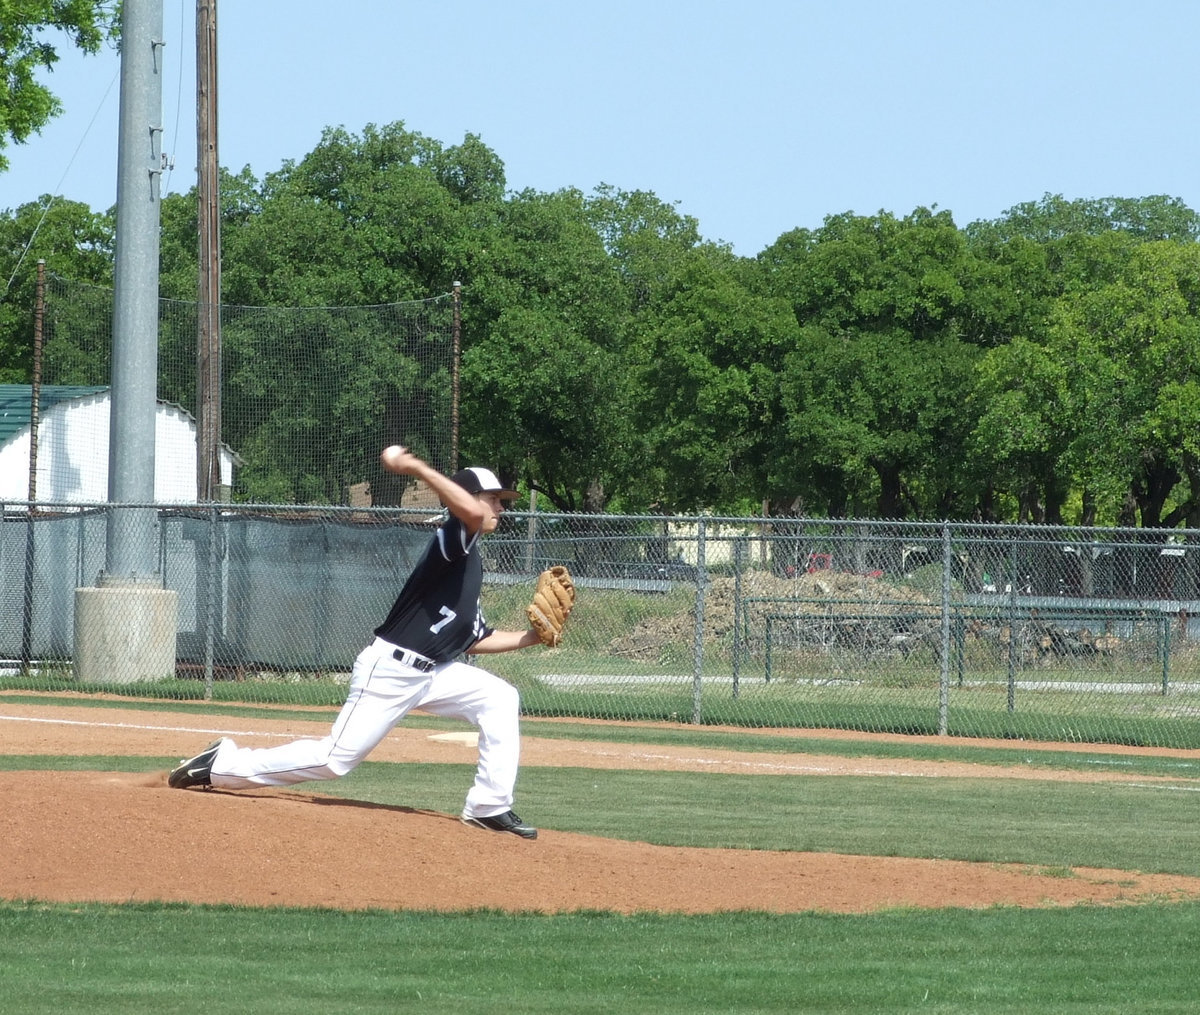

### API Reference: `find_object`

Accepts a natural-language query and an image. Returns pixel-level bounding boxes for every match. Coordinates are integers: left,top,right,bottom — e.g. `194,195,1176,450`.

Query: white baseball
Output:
381,445,407,472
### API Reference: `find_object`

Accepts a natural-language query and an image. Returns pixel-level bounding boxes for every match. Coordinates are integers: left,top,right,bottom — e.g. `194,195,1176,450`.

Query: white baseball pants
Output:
209,637,522,818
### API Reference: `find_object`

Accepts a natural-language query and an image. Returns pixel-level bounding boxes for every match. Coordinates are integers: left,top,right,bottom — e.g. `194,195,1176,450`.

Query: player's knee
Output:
494,680,520,714
477,680,520,726
325,745,364,779
326,758,357,778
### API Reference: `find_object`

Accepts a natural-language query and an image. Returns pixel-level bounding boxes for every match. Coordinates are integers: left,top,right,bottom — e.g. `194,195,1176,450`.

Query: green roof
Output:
0,384,109,447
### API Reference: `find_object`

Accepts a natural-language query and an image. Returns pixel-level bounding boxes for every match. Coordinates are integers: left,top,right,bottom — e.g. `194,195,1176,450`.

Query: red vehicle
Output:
805,552,883,579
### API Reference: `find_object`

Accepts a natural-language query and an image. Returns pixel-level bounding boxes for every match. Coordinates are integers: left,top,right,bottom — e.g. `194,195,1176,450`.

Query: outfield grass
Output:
5,899,1200,1014
4,701,1200,1012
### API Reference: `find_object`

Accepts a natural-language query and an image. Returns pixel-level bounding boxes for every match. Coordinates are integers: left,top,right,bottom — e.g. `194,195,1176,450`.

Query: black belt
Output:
391,646,436,672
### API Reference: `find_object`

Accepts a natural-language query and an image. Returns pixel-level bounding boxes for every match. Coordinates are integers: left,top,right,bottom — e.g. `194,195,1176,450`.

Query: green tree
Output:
464,183,789,514
156,121,506,310
0,195,113,381
630,243,794,512
583,185,798,512
776,327,978,519
966,336,1072,522
763,207,971,341
0,0,119,172
965,197,1200,526
966,192,1200,245
1054,240,1200,529
585,184,702,312
463,303,631,512
759,208,982,518
152,122,506,501
460,186,635,511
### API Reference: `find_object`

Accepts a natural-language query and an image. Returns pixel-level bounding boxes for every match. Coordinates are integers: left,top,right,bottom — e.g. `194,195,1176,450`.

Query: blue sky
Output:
3,0,1198,256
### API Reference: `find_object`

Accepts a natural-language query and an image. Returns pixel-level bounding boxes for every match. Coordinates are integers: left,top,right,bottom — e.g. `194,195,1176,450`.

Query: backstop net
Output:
40,274,457,505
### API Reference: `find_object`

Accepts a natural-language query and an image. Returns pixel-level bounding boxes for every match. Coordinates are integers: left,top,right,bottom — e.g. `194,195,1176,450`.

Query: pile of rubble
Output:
609,570,937,662
608,572,1130,665
968,616,1124,665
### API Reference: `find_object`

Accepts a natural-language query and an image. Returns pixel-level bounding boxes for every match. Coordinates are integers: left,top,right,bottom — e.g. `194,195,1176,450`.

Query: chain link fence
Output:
5,503,1200,748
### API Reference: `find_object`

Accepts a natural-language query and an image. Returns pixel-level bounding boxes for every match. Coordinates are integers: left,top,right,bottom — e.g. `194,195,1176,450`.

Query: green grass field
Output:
6,901,1200,1014
4,699,1200,1013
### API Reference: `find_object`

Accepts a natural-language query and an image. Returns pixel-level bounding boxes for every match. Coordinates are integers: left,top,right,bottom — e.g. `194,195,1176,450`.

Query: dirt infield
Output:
5,696,1200,914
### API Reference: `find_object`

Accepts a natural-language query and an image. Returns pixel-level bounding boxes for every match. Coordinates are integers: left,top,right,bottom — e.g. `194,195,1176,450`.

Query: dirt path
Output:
5,696,1200,914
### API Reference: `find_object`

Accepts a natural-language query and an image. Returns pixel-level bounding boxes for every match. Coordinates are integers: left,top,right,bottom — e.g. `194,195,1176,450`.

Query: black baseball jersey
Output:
373,515,493,661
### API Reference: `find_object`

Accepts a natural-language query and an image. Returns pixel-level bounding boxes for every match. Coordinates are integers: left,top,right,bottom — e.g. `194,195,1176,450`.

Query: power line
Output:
1,67,120,305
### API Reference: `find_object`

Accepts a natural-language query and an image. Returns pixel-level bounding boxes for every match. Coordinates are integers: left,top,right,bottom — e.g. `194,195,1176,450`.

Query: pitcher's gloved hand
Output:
527,565,576,647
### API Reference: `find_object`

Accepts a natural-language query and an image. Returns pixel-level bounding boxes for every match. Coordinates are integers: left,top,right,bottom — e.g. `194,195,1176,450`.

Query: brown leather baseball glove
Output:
527,565,576,647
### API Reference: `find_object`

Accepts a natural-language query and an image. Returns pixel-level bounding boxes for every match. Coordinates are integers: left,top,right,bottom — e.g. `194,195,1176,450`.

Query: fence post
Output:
203,504,218,701
1161,614,1171,696
939,522,951,736
524,491,537,572
731,536,746,699
691,516,707,724
20,507,37,676
765,616,774,683
1006,535,1018,713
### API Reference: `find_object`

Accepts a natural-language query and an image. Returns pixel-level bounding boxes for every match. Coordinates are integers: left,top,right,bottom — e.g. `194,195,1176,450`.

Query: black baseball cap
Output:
450,467,519,500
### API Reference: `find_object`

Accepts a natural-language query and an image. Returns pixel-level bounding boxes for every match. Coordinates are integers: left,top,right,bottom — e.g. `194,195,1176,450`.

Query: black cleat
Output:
168,738,227,789
460,809,538,840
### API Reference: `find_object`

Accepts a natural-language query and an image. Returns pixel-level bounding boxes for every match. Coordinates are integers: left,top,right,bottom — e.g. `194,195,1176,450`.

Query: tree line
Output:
3,121,1200,524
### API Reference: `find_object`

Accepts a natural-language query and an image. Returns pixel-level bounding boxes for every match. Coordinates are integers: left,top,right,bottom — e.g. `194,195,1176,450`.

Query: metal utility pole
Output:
76,0,178,685
196,0,222,501
105,0,165,576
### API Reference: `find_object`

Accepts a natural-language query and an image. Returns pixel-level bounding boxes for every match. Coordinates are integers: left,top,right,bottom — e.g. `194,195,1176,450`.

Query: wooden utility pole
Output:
21,260,47,673
196,0,222,500
451,280,462,472
28,260,45,503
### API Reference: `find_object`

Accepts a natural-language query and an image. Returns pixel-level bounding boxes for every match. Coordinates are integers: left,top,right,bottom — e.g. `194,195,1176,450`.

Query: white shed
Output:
0,385,237,504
